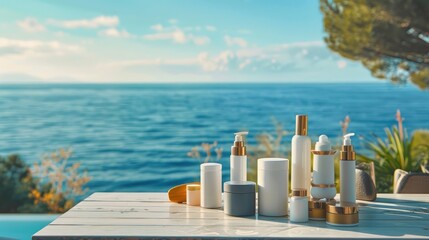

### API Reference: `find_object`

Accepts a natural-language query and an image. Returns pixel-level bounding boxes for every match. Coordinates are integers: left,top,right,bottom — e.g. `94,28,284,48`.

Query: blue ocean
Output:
0,83,428,195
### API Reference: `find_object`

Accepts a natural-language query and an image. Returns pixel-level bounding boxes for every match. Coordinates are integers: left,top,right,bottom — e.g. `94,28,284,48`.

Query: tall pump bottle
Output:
291,115,311,196
340,133,356,205
230,132,248,182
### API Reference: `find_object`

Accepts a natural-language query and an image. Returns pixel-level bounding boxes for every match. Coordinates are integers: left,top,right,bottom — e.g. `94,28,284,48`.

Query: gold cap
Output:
340,145,356,160
186,184,200,191
295,115,308,136
308,199,336,220
309,200,326,220
291,189,307,197
326,203,359,225
231,141,246,156
231,132,247,156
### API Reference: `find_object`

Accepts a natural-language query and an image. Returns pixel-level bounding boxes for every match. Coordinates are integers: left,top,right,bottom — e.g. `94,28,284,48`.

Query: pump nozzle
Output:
232,132,248,156
234,132,248,142
341,133,356,160
343,133,355,146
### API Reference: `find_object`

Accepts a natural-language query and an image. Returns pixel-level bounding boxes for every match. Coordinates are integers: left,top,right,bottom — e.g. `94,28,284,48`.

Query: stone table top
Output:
33,193,429,239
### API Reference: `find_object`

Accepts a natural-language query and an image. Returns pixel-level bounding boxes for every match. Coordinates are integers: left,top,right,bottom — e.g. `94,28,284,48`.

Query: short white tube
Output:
340,160,356,205
290,189,308,223
186,185,200,206
230,155,247,182
200,163,222,208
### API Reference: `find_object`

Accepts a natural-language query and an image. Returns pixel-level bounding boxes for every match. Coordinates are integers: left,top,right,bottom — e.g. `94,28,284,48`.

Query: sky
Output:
0,0,374,83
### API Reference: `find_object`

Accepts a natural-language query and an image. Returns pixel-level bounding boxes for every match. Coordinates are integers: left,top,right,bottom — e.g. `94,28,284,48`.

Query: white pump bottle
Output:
230,132,248,182
340,133,356,205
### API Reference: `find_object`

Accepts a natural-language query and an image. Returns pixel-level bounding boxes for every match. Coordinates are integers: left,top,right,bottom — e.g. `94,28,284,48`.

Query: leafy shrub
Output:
358,110,429,192
187,141,223,163
0,148,90,213
0,154,35,212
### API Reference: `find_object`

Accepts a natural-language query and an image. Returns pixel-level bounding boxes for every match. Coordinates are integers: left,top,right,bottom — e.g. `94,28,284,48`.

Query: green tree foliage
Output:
0,155,35,212
320,0,429,89
0,149,90,213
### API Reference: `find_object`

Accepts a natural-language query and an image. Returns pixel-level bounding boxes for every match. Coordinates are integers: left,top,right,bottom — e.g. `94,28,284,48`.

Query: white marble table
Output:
33,193,429,239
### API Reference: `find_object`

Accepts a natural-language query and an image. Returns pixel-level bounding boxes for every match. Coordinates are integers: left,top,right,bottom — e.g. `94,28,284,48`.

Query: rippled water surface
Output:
0,83,428,194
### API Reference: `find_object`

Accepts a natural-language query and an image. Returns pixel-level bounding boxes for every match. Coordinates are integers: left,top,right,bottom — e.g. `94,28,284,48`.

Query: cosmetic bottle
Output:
290,189,308,223
200,163,222,208
326,133,359,226
340,133,356,205
186,184,200,206
224,181,256,216
291,115,311,197
311,135,336,200
230,132,248,182
326,202,359,226
257,158,289,216
308,198,335,220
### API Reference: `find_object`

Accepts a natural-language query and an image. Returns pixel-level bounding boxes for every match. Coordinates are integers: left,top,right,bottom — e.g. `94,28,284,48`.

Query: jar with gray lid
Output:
223,181,256,216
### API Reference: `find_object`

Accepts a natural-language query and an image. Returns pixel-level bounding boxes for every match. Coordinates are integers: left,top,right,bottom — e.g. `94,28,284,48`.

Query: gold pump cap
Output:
231,132,248,156
295,115,308,136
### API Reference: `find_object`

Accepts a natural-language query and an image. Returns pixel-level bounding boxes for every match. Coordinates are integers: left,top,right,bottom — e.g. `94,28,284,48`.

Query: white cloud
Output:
224,35,248,48
17,18,45,33
144,29,186,43
145,21,214,45
150,24,164,31
0,37,82,56
144,27,209,45
48,16,119,29
337,60,347,69
54,31,67,37
106,58,197,68
191,35,210,45
205,25,216,32
99,28,132,38
107,41,333,75
169,19,178,25
196,41,333,73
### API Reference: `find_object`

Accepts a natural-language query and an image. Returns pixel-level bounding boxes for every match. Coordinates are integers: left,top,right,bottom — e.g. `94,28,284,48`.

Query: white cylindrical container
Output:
230,132,248,182
311,135,336,199
290,189,309,223
291,115,311,197
230,155,247,182
257,158,289,216
340,133,356,205
186,184,200,206
200,163,222,208
340,161,356,204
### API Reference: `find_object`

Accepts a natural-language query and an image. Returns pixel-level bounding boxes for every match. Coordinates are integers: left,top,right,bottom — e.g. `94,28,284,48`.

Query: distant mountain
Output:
0,73,46,84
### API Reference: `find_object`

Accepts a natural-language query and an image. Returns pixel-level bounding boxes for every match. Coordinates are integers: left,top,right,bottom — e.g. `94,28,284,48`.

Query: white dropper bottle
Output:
230,132,248,182
340,133,356,205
